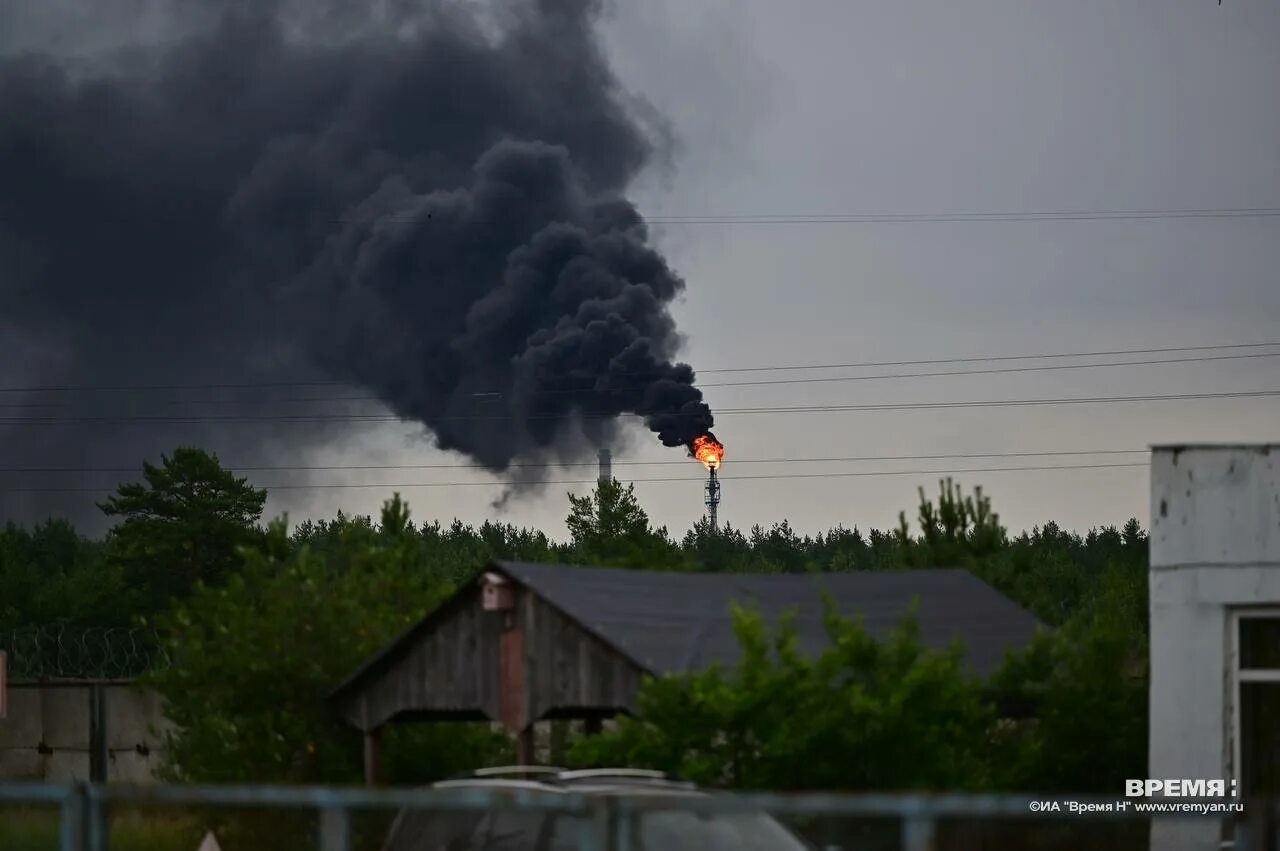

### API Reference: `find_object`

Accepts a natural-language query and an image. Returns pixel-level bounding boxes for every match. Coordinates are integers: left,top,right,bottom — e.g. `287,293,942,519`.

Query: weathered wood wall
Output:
337,581,648,733
521,591,645,722
338,587,504,731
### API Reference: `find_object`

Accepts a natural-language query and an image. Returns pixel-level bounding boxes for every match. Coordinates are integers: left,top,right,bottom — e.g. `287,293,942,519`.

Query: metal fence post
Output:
59,785,85,851
589,797,615,851
319,805,352,851
902,814,936,851
88,685,108,784
84,784,109,851
615,810,635,851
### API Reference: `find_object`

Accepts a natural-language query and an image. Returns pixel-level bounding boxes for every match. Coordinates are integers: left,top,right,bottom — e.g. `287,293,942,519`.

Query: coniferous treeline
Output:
0,448,1148,797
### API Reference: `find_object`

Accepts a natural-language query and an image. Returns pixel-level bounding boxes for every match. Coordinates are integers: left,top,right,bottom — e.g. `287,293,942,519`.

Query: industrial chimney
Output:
597,448,612,484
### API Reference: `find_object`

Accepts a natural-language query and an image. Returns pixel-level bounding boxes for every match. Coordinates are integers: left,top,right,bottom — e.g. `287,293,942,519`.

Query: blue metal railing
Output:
0,783,1262,851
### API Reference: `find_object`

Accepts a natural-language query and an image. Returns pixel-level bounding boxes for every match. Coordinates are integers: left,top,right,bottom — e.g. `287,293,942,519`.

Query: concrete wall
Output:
1149,445,1280,851
0,682,172,783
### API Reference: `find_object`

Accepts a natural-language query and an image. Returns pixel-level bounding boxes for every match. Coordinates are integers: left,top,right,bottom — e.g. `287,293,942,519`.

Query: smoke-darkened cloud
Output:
0,0,714,523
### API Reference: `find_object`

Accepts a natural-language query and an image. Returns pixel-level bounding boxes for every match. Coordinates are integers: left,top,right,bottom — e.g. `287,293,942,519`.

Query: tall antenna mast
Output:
705,466,721,531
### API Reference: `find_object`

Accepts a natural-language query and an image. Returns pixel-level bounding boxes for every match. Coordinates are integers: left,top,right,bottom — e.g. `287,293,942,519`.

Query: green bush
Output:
148,505,510,786
572,603,993,790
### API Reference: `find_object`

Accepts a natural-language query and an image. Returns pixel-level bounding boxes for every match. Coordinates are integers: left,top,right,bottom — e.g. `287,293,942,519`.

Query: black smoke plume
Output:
0,0,715,522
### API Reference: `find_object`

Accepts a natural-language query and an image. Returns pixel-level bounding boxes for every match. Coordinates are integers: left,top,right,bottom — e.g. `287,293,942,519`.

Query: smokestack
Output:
705,467,721,531
597,448,613,484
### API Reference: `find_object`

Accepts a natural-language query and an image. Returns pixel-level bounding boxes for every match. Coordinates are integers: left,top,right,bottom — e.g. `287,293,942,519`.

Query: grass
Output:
0,809,203,851
0,808,391,851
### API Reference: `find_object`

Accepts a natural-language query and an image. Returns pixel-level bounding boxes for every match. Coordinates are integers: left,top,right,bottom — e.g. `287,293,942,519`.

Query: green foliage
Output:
895,479,1147,630
572,604,993,790
0,520,122,629
991,569,1148,792
148,501,509,785
290,506,557,587
897,477,1007,566
1,453,1151,796
99,447,268,616
573,479,1148,794
565,479,688,568
1,470,1144,632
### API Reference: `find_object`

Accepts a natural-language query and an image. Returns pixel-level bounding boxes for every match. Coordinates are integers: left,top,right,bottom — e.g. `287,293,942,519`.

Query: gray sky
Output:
295,0,1279,539
6,0,1279,539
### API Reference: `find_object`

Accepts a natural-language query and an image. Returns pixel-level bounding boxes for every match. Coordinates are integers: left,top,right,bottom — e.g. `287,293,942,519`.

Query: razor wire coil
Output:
1,626,169,681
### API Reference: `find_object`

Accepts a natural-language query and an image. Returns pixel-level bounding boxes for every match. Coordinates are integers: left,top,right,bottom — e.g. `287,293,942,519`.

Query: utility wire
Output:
1,389,1276,424
716,389,1280,415
3,341,1277,394
502,351,1280,395
0,449,1148,474
4,349,1272,410
641,207,1280,224
697,340,1280,375
379,207,1280,224
1,462,1147,493
56,206,1280,227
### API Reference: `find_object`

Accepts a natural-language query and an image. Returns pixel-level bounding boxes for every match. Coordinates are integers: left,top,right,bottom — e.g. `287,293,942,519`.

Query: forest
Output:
0,446,1147,795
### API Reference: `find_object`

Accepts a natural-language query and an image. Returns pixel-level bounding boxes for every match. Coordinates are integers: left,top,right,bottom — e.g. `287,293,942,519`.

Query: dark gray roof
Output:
491,561,1044,678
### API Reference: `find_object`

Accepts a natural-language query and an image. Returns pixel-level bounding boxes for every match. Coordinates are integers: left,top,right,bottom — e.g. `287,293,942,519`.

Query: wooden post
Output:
549,720,567,764
516,727,535,766
497,594,529,762
363,728,381,786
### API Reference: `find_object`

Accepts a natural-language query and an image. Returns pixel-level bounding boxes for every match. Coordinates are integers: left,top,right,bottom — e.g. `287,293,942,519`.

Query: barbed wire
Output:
1,626,169,681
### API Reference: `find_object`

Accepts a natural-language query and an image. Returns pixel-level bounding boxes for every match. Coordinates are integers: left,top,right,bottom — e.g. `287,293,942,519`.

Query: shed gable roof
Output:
491,561,1042,678
332,560,1045,706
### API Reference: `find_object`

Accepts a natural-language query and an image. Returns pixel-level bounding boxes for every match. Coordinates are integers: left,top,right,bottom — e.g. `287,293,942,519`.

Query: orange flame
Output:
689,433,724,470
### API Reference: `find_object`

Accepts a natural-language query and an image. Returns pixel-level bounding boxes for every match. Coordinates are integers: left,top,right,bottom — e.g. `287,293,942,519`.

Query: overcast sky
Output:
5,0,1278,539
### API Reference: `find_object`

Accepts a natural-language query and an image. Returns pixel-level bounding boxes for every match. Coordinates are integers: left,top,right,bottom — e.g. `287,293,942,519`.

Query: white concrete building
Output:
1149,445,1280,850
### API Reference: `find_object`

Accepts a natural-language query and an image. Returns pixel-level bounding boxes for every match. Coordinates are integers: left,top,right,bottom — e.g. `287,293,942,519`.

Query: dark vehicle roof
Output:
382,770,810,851
435,767,700,795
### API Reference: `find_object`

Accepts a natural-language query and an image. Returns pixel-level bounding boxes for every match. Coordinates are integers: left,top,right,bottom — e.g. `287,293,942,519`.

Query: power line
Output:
699,340,1280,375
546,350,1280,395
3,340,1278,394
717,389,1280,415
700,350,1280,388
7,349,1271,410
1,388,1277,424
0,449,1148,474
641,207,1280,224
1,462,1147,493
46,206,1280,227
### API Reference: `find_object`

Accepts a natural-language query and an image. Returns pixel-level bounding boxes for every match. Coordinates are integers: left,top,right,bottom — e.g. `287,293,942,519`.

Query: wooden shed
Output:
330,560,1043,783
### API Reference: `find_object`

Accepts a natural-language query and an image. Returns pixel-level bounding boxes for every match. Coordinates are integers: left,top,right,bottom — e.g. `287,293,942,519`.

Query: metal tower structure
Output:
705,466,721,531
